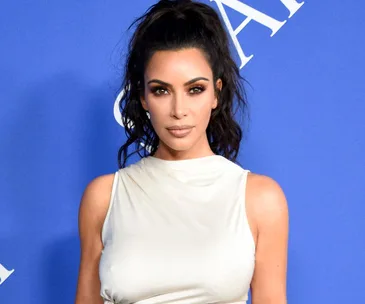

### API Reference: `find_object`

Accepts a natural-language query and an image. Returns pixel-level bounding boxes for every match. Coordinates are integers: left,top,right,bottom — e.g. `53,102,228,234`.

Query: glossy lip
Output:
166,125,194,138
166,125,194,130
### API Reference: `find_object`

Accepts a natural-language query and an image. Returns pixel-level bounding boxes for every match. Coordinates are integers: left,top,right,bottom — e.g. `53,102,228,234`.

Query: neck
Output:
153,140,215,161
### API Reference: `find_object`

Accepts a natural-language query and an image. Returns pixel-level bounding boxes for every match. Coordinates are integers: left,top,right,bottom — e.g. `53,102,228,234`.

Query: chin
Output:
164,140,194,152
158,135,196,153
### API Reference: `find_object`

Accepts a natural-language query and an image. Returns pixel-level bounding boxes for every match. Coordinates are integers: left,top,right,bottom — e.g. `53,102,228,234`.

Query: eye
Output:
189,86,205,95
150,86,169,96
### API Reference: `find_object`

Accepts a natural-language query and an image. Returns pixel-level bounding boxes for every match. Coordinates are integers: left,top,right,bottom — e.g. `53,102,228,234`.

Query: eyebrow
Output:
147,77,209,87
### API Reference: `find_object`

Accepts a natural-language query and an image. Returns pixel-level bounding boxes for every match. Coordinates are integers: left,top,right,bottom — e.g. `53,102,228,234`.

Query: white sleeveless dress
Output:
99,155,255,304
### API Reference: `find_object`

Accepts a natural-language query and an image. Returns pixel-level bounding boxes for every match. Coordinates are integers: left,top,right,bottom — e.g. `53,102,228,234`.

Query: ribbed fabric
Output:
99,155,255,304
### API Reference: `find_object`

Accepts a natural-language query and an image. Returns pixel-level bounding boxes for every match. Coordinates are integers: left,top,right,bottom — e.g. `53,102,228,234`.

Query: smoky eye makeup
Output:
149,84,207,96
149,86,168,95
188,84,206,94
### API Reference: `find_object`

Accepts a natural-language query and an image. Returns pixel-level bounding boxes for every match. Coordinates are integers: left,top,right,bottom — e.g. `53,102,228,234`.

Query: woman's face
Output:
140,47,222,157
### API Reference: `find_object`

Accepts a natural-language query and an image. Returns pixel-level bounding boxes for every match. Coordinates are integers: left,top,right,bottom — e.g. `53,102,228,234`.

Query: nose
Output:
170,92,188,119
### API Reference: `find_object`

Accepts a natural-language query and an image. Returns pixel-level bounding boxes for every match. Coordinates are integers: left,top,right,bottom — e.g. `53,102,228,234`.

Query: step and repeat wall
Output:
1,1,364,303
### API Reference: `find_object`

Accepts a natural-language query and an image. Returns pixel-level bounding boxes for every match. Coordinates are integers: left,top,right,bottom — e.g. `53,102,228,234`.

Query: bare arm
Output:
75,174,115,304
247,174,289,304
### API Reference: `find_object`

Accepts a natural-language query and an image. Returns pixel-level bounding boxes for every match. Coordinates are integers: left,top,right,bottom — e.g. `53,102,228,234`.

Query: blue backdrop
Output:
1,1,364,303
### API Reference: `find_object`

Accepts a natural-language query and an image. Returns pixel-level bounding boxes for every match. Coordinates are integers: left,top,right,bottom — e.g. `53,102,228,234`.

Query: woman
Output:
75,1,289,303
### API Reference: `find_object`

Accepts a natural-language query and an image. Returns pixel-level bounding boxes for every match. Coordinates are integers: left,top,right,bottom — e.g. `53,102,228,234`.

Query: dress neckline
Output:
143,154,225,171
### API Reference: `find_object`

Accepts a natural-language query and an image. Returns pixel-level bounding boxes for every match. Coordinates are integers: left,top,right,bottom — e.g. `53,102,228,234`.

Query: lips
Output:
166,125,193,130
166,126,194,138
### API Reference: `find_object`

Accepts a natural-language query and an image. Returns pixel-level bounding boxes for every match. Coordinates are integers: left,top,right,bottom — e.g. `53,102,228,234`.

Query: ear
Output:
140,92,148,111
213,78,222,109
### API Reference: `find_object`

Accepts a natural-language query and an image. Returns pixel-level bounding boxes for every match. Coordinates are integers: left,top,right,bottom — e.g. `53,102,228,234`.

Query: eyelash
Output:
150,85,206,96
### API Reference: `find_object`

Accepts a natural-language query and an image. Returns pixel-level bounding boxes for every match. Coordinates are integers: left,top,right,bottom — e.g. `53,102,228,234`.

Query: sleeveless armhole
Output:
101,171,119,246
242,169,256,252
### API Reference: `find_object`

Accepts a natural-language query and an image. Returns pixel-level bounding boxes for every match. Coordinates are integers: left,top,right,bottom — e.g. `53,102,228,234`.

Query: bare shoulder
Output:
80,173,116,208
245,172,289,244
78,172,117,239
246,172,288,216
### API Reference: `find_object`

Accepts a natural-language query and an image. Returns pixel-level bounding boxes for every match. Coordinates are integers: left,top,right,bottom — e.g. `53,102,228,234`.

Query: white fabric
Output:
99,155,255,304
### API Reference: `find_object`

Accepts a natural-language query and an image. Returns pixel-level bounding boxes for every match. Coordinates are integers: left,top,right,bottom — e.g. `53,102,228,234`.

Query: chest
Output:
100,230,255,303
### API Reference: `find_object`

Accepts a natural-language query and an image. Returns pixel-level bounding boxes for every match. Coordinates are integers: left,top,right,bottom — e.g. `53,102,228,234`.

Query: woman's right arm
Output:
74,174,115,304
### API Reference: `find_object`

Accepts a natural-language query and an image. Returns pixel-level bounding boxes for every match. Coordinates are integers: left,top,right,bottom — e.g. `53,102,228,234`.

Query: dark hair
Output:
117,0,250,168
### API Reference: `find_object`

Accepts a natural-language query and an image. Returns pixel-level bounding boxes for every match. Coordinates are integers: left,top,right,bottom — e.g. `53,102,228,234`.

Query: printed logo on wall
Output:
210,0,304,68
0,263,15,286
113,0,305,143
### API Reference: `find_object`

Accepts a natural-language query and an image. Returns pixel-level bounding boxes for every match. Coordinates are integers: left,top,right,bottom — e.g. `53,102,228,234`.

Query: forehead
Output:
144,48,213,81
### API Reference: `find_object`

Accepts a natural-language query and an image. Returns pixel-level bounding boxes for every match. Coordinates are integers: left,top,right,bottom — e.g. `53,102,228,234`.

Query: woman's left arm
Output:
248,175,289,304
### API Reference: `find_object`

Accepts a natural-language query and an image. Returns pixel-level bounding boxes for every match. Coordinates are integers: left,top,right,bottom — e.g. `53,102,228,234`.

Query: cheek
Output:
192,94,215,120
146,101,168,126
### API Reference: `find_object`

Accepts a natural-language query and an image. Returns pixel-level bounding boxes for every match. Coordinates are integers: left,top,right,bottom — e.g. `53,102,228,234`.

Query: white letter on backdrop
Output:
280,0,305,18
211,0,304,69
0,263,15,285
